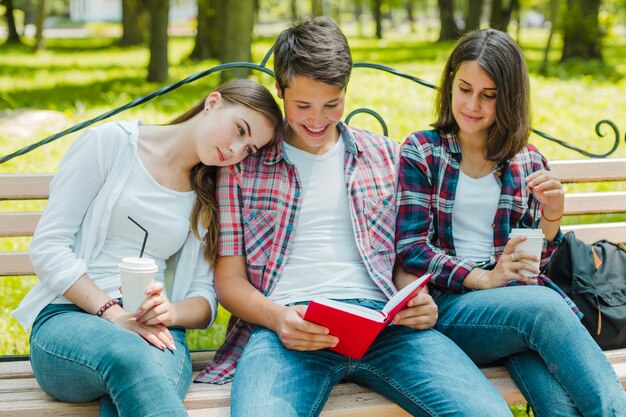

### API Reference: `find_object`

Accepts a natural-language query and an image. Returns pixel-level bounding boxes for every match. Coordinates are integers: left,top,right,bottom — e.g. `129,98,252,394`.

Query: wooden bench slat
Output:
0,252,35,277
562,222,626,245
550,158,626,183
0,212,41,237
0,174,53,201
564,192,626,215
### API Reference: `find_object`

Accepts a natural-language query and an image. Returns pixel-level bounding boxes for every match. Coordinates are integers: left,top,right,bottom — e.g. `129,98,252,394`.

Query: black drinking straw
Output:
127,216,148,258
532,199,540,227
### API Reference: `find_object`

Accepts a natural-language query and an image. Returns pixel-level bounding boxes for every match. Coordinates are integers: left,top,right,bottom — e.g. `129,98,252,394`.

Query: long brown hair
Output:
433,29,531,162
170,79,283,266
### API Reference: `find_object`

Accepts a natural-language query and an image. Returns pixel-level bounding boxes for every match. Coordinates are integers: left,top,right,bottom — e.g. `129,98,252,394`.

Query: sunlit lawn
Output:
0,24,624,414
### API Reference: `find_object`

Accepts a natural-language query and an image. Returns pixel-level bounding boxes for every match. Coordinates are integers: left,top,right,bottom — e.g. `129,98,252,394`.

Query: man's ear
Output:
275,81,283,99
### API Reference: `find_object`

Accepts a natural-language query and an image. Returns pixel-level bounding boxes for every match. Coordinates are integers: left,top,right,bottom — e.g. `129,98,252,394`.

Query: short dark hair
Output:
273,17,352,91
433,29,531,162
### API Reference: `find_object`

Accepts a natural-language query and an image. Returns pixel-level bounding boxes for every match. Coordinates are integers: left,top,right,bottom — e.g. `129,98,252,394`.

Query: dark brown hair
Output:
273,17,352,91
170,79,283,266
433,29,531,162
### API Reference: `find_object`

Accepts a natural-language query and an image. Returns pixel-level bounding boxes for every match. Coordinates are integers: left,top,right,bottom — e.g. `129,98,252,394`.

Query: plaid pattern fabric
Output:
396,130,581,317
195,122,400,383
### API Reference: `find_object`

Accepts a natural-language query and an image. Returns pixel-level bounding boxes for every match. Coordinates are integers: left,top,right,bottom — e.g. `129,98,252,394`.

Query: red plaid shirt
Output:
195,122,400,383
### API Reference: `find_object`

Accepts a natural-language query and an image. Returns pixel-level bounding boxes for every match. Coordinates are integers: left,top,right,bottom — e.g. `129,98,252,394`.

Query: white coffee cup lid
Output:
119,257,158,272
509,228,544,238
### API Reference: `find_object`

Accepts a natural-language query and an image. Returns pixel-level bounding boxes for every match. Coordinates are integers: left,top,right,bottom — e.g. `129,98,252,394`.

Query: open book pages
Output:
308,299,387,322
308,273,432,323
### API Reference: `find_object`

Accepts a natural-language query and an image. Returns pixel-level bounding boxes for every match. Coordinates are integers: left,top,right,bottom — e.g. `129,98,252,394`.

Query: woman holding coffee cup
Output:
395,29,626,415
12,79,283,417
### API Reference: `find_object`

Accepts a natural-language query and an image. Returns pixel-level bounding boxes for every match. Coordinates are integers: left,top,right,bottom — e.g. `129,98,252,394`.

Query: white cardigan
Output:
12,120,217,331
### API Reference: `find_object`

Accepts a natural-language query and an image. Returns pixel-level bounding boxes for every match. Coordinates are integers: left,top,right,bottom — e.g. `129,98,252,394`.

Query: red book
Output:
303,274,432,359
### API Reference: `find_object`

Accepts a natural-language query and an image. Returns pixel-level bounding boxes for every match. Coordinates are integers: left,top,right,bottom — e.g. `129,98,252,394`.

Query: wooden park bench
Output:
1,50,626,414
1,157,625,416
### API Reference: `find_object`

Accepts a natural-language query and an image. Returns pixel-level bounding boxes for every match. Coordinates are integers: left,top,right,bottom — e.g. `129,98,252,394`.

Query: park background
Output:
1,1,626,413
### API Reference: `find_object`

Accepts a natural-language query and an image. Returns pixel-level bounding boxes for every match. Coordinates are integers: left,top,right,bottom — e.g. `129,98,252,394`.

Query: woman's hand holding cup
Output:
136,282,175,327
489,236,541,286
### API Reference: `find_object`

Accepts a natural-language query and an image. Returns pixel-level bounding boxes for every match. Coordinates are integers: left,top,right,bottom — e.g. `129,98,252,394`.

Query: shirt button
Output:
382,198,389,206
295,190,301,198
287,224,293,232
250,212,257,219
277,258,283,265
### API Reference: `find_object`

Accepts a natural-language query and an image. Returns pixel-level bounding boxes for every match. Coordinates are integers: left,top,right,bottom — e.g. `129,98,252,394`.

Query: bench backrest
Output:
1,158,625,277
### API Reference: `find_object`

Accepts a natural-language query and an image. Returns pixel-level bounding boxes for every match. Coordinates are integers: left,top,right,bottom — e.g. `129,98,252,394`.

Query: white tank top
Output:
452,170,500,262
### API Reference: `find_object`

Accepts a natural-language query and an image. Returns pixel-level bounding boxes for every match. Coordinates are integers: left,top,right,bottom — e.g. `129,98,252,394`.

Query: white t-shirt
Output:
452,170,500,262
269,136,386,305
77,154,194,302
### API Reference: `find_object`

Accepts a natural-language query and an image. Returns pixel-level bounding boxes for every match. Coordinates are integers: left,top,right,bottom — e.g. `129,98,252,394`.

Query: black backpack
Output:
545,231,626,349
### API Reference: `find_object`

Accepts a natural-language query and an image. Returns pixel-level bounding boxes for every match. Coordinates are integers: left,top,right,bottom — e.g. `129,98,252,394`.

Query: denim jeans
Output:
231,299,511,417
434,285,626,417
29,303,191,417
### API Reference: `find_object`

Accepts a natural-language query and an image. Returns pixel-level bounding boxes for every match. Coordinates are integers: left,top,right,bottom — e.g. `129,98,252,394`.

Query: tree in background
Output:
561,0,602,61
438,0,458,40
2,0,22,44
147,0,169,82
120,0,145,46
33,0,45,50
312,0,322,15
489,0,518,32
219,0,254,82
465,0,482,32
189,0,219,60
372,0,383,38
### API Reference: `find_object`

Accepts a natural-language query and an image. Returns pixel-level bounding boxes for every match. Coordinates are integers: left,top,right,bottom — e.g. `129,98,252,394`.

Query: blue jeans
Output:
231,299,511,417
434,285,626,417
30,303,191,417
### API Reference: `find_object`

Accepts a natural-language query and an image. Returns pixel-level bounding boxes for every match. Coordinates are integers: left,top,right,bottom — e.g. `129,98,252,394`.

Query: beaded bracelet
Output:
96,299,120,317
541,207,564,222
474,270,489,291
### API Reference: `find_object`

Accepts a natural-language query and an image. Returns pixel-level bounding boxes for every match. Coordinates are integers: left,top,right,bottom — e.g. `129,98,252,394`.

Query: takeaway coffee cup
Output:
119,257,158,313
509,228,545,278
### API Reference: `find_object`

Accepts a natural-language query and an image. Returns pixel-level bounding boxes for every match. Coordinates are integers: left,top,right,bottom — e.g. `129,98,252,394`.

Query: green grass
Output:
0,27,624,412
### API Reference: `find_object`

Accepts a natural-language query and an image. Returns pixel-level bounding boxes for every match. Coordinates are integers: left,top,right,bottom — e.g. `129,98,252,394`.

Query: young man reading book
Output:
195,18,511,416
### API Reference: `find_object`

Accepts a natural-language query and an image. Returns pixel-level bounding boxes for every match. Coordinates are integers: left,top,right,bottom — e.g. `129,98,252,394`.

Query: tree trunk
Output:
120,0,144,46
290,0,299,21
189,0,218,60
500,0,518,33
437,0,458,41
372,0,383,39
220,0,254,82
540,0,559,74
147,0,169,82
489,0,503,30
33,0,46,51
311,0,322,16
3,0,22,44
561,0,602,62
465,0,481,33
406,0,416,33
354,0,364,36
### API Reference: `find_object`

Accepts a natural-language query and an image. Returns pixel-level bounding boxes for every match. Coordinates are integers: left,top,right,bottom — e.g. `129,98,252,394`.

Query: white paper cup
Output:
509,228,545,278
119,257,158,313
